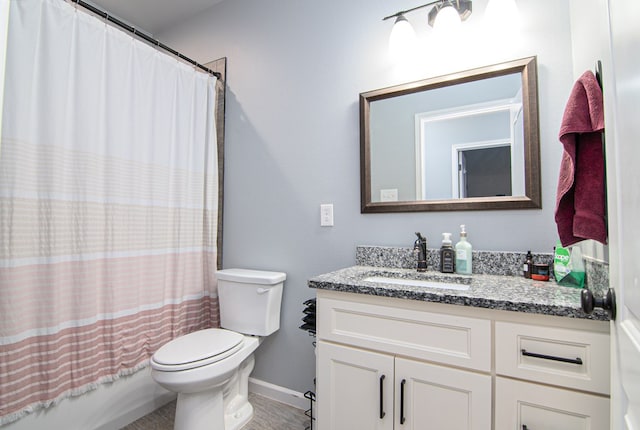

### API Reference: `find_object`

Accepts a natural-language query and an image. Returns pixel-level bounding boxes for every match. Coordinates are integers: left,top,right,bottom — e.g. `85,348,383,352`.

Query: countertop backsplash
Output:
355,245,609,294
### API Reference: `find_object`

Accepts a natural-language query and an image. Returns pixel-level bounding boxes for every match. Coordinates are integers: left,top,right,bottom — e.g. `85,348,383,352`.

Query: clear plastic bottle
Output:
455,224,473,275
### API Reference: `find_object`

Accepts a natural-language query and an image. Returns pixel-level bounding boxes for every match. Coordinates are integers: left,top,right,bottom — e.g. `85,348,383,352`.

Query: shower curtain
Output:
0,0,219,424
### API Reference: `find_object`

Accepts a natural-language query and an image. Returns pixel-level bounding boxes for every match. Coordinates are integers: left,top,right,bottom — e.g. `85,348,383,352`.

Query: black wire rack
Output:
300,299,316,429
304,387,316,430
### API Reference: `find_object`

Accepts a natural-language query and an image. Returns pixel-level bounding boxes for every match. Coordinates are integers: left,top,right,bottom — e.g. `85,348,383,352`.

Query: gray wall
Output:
158,0,575,394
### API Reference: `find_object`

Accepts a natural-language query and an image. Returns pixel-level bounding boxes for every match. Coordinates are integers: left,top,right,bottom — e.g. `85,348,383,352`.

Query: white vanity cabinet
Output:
316,291,492,430
316,289,610,430
317,342,491,430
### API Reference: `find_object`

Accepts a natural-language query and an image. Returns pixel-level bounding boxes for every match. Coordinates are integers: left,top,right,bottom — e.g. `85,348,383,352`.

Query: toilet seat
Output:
151,328,244,372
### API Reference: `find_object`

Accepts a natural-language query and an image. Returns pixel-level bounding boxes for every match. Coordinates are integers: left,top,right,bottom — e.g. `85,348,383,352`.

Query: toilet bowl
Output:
150,269,286,430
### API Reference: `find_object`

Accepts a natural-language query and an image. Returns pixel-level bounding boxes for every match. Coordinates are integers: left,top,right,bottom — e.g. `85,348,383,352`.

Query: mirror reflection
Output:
360,57,541,212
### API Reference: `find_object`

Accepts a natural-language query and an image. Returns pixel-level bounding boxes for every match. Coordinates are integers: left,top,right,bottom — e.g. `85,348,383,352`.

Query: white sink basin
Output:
363,276,470,291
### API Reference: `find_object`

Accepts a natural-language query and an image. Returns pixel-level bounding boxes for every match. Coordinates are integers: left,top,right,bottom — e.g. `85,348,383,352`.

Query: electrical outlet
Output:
380,188,398,202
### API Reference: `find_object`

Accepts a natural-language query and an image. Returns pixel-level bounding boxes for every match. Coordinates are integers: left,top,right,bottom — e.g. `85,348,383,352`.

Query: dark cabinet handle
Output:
523,426,528,430
521,349,583,365
379,375,386,419
400,379,406,425
581,288,616,320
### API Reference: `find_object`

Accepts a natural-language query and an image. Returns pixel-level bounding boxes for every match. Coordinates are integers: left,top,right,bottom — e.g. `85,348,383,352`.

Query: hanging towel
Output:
555,70,607,247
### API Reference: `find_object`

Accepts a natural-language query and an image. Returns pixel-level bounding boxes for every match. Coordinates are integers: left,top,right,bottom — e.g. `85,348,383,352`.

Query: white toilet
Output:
150,268,286,430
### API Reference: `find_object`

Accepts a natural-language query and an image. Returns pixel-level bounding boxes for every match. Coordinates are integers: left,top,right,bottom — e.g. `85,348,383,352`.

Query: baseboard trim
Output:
248,377,309,411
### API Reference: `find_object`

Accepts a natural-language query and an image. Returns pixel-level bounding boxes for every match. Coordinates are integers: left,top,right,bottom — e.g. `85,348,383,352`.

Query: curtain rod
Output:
69,0,221,80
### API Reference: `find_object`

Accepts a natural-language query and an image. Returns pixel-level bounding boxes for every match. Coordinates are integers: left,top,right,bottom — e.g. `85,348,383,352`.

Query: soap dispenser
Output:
455,224,473,275
414,232,428,272
440,233,455,273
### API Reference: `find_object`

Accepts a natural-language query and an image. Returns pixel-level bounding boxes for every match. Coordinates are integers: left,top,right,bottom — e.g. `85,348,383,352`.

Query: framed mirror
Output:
360,56,541,213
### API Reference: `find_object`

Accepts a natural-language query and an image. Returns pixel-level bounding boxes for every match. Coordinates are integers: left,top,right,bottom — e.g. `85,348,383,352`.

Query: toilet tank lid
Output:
216,268,286,285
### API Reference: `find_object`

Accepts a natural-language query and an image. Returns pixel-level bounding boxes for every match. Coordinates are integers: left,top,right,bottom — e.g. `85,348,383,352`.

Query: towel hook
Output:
595,60,603,89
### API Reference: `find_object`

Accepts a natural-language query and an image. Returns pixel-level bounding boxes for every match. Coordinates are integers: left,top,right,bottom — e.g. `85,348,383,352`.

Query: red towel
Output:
555,70,607,247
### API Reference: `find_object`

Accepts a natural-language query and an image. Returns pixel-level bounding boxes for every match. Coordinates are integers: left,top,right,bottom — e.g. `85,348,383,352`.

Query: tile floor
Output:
120,393,310,430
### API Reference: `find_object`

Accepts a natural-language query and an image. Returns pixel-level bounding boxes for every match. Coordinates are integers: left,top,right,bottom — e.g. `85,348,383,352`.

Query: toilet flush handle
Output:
256,288,270,294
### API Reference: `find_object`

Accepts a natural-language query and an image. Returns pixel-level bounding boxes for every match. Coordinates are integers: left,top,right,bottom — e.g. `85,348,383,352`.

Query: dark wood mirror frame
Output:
360,56,541,213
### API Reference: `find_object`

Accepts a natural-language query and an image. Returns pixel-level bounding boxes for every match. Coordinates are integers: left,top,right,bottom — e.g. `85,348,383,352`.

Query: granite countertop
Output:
308,265,609,321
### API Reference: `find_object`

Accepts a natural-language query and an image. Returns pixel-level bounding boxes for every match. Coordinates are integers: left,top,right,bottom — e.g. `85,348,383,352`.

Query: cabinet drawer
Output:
495,321,610,394
495,377,609,430
318,296,491,371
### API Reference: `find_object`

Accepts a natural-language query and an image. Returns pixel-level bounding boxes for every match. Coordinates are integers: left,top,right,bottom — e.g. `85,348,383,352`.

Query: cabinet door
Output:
395,357,491,430
317,341,394,430
495,377,610,430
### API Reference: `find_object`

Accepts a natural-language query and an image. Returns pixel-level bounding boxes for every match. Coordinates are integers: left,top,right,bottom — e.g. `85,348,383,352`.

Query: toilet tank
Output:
216,268,286,336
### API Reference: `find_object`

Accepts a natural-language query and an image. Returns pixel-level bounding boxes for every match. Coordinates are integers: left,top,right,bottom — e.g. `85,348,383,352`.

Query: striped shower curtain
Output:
0,0,219,424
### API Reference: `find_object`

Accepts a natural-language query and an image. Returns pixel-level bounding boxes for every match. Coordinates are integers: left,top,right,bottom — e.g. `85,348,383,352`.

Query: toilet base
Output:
224,400,254,430
223,354,255,430
151,334,261,430
167,348,257,430
173,390,254,430
174,389,224,430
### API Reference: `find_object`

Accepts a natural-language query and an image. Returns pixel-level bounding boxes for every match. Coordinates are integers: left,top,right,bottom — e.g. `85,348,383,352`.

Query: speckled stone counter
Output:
355,245,609,293
308,265,609,322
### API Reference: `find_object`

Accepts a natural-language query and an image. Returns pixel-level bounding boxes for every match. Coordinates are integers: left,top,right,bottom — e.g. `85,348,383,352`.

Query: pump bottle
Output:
440,233,455,273
455,224,473,275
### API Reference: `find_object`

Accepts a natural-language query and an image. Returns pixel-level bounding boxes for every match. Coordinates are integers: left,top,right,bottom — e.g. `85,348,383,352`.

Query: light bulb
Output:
388,14,417,62
484,0,522,48
433,6,462,33
433,5,462,39
485,0,521,30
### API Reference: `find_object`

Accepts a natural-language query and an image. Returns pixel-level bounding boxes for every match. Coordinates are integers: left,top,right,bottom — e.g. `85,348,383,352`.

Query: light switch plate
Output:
320,204,334,226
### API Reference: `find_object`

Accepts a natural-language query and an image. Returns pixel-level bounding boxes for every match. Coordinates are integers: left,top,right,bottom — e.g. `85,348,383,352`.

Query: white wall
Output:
156,0,577,395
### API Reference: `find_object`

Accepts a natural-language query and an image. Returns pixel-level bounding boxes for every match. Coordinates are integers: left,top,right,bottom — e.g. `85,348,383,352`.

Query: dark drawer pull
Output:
521,349,583,365
379,374,386,419
523,426,528,430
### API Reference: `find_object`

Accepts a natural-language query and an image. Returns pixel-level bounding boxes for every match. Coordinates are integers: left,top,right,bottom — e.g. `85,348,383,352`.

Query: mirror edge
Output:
360,56,542,213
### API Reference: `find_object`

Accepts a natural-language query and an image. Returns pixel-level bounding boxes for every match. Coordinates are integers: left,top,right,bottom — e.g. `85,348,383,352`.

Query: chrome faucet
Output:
414,232,428,272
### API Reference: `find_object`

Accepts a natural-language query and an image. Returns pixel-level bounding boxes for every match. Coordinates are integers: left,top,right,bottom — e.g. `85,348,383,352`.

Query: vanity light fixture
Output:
383,0,473,36
384,0,472,59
